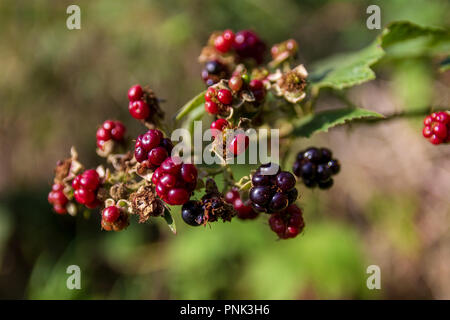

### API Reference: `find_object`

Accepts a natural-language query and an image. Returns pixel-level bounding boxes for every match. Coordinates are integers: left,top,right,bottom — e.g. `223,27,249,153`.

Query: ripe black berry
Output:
201,60,229,86
249,163,298,213
293,147,340,189
181,200,204,226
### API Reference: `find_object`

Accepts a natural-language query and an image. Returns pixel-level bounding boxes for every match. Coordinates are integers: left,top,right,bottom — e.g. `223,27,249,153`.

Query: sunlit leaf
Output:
292,108,384,137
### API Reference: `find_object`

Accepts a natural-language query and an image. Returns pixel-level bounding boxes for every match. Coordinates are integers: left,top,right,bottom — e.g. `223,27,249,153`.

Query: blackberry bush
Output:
48,22,449,240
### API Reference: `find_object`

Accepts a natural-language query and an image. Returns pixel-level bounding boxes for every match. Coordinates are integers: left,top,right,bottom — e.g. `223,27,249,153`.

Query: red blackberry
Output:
72,169,101,208
249,163,298,213
233,30,266,64
134,129,173,168
225,187,259,220
422,111,450,145
48,183,68,214
96,120,126,150
293,147,340,190
153,157,198,206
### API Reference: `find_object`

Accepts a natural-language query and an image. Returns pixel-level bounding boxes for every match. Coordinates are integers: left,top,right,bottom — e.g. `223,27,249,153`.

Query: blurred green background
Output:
0,0,449,299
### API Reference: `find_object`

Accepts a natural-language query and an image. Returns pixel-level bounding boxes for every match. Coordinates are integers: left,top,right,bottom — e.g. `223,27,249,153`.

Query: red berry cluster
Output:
127,85,151,120
72,169,101,208
48,183,68,214
210,119,249,156
152,157,198,205
96,120,126,150
225,188,259,220
422,111,450,145
134,129,173,167
269,204,305,239
204,87,233,115
101,205,129,232
214,29,266,64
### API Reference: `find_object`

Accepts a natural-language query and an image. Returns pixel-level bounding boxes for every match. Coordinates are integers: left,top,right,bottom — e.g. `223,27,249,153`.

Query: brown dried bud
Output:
54,158,72,184
130,185,164,223
201,179,236,223
110,183,129,201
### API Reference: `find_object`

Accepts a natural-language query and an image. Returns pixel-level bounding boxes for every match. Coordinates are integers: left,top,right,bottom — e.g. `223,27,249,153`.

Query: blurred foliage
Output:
0,0,449,299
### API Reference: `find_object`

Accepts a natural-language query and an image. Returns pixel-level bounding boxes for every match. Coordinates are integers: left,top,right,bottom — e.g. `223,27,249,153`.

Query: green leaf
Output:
309,21,450,91
163,208,176,234
175,90,205,121
308,40,384,90
381,21,450,58
292,108,384,138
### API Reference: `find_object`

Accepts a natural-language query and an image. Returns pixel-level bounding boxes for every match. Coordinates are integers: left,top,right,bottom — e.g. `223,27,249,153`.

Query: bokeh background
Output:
0,0,449,299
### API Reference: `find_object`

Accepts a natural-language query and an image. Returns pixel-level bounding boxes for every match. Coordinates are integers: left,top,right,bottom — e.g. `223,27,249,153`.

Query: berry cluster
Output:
96,120,126,150
205,86,233,115
72,169,101,208
127,84,162,121
232,30,266,64
210,119,249,156
48,183,68,214
249,163,298,213
269,204,305,239
134,129,173,168
152,157,198,205
201,60,229,86
225,188,259,220
422,111,450,145
293,147,340,189
101,205,129,232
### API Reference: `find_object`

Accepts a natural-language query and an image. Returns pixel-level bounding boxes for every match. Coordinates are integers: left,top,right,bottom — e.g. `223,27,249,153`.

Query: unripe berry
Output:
128,85,143,102
217,89,233,105
148,147,169,166
102,206,120,223
180,164,198,183
210,118,229,132
205,101,219,114
74,188,95,205
229,75,243,92
228,133,249,155
166,188,190,205
111,121,126,140
205,87,216,102
129,100,150,120
96,127,111,141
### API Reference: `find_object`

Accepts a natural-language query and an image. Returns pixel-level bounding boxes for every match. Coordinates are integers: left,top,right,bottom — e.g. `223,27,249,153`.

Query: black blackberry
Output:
249,163,298,214
181,200,204,226
293,147,340,189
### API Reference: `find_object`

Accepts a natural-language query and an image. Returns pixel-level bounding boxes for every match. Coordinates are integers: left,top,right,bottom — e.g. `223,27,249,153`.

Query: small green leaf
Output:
163,209,177,235
308,40,384,91
381,21,450,57
175,90,205,121
292,108,384,138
